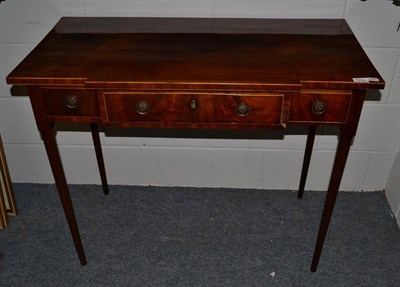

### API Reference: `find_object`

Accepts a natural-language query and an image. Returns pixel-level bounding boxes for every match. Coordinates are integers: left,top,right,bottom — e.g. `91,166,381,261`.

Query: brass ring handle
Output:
135,100,150,115
64,95,79,109
235,102,250,116
312,100,327,115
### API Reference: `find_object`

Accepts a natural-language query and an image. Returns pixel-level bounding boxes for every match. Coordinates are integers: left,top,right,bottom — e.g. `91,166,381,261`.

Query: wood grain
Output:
6,18,384,91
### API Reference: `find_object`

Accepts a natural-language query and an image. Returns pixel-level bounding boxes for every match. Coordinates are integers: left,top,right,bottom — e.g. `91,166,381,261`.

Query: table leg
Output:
310,90,365,272
42,127,87,265
298,126,316,199
310,128,353,272
90,123,109,195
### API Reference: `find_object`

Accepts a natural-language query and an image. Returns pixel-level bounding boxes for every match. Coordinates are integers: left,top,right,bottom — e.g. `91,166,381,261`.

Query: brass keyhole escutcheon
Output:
135,100,150,115
311,100,327,115
190,99,197,109
64,95,79,109
235,102,250,116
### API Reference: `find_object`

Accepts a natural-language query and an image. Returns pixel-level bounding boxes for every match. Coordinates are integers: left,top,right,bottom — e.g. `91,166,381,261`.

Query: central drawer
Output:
103,92,285,127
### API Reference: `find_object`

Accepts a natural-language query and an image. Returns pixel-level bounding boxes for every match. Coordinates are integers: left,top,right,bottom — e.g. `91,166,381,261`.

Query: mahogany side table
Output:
6,17,384,271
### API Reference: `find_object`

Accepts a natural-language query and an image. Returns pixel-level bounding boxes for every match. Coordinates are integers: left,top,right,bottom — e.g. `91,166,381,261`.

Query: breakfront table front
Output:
6,17,384,272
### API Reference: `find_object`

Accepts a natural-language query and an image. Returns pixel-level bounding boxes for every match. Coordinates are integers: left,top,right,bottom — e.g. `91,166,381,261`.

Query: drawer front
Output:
104,92,285,126
288,91,352,124
42,88,100,117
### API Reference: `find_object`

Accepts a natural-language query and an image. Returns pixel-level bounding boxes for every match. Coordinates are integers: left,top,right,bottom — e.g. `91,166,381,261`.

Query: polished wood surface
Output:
7,18,383,90
6,17,384,272
103,92,285,128
28,85,87,265
289,91,352,124
90,123,109,196
298,126,316,200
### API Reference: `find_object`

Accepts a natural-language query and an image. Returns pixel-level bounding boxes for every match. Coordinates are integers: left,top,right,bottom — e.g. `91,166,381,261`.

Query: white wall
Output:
386,151,400,226
0,1,399,194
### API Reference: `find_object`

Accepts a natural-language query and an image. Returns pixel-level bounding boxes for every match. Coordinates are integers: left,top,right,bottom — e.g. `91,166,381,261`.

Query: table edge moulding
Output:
6,17,385,272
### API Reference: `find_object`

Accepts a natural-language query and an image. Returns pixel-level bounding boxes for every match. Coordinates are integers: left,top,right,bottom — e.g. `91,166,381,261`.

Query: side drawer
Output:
42,88,100,117
103,92,285,126
288,91,352,124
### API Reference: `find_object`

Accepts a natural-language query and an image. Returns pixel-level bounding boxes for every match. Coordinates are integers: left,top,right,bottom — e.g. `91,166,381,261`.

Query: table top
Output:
7,17,384,91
